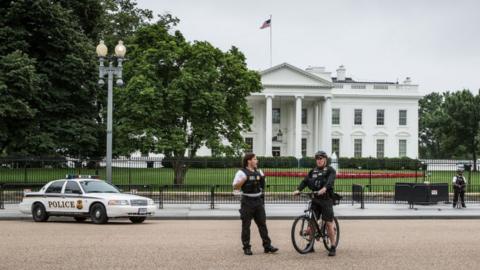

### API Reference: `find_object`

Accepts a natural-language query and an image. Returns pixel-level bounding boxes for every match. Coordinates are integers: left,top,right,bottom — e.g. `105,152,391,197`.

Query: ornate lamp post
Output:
96,40,126,183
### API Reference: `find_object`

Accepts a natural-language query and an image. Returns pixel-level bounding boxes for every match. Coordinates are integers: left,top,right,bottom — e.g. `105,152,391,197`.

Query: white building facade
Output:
239,63,423,159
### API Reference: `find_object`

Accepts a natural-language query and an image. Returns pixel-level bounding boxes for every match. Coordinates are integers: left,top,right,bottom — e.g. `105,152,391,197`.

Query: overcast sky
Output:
136,0,480,94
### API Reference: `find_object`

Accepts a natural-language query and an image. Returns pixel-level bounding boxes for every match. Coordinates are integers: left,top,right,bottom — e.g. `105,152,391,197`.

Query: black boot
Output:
243,247,253,255
462,203,466,208
328,246,336,257
264,245,279,253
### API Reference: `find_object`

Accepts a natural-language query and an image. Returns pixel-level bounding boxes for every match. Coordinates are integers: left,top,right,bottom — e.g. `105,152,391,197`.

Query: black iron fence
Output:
3,182,480,210
1,157,479,208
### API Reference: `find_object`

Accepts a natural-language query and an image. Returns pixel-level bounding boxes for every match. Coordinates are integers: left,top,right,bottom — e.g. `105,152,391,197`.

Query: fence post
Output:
0,184,4,210
210,185,216,209
361,185,364,209
158,185,164,209
368,157,372,190
423,162,426,183
128,159,132,189
468,166,472,193
24,160,28,183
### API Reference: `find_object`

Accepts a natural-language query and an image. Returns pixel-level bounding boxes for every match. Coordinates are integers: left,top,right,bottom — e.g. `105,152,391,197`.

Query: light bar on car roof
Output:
66,174,100,179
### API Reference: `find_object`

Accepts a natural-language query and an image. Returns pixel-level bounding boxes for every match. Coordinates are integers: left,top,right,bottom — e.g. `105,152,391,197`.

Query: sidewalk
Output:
1,203,480,220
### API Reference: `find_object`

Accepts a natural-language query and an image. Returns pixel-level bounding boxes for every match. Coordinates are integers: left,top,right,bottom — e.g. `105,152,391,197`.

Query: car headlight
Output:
108,200,129,205
148,199,155,205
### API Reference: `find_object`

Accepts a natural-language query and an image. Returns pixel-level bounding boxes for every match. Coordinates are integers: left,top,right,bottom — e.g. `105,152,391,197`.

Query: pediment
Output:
261,63,333,88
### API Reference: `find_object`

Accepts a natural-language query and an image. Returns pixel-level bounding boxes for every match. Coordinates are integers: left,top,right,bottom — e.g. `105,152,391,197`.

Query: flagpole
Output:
269,14,272,67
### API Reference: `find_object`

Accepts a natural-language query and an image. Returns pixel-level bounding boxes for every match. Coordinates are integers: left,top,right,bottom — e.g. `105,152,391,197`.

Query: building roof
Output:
332,77,398,85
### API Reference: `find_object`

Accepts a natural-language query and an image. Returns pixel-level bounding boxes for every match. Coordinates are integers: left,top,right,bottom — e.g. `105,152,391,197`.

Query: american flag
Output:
260,19,271,29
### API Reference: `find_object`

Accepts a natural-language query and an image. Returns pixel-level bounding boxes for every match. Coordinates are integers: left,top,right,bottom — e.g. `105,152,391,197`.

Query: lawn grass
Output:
1,167,478,191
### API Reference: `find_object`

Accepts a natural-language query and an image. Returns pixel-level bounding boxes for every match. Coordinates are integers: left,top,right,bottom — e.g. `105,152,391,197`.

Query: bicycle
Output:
291,192,340,254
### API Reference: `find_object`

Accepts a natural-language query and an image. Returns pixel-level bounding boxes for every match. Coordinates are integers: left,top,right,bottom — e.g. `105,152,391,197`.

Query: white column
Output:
265,95,273,156
314,102,320,153
295,95,303,158
322,96,332,155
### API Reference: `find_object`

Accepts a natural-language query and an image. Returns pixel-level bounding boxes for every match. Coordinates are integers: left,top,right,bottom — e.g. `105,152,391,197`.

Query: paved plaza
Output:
1,219,479,270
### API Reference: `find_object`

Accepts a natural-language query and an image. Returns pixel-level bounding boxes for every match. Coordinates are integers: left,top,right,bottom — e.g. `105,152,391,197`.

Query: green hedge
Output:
336,157,421,170
161,156,421,170
161,156,298,168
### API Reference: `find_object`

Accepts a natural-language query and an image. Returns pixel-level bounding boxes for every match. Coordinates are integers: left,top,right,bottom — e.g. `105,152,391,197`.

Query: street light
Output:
96,40,126,183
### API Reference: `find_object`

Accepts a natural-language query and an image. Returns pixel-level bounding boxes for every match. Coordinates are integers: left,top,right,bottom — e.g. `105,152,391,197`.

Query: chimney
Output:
403,77,412,84
336,65,346,81
305,66,331,81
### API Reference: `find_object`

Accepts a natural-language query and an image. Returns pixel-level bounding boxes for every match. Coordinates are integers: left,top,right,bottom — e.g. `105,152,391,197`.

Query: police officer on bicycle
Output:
233,153,278,255
293,150,337,256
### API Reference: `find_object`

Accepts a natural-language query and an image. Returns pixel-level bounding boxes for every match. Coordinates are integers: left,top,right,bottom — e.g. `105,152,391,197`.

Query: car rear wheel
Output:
90,204,108,224
74,217,87,222
32,203,49,222
129,217,146,224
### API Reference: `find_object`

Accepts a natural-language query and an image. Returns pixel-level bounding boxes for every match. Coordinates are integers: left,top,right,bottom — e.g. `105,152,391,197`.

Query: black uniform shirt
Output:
297,165,336,192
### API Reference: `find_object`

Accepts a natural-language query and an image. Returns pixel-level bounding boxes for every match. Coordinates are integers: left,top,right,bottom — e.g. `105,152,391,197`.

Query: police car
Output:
19,175,156,224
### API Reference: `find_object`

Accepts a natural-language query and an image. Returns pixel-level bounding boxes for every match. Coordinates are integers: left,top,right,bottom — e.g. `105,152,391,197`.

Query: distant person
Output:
232,153,278,255
453,165,467,208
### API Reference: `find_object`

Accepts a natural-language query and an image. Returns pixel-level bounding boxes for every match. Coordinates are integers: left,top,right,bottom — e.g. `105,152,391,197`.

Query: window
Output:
376,139,385,158
80,181,120,194
272,146,281,157
332,138,340,157
374,84,388,90
354,109,362,125
301,138,307,157
302,109,307,124
376,109,385,126
352,84,366,89
272,108,280,124
46,181,65,194
332,109,340,125
399,140,407,157
245,137,253,153
64,181,82,194
399,110,407,126
354,139,362,158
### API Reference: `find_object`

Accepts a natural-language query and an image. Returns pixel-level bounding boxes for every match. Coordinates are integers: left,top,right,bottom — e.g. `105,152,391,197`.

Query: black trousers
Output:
453,188,465,205
239,196,271,249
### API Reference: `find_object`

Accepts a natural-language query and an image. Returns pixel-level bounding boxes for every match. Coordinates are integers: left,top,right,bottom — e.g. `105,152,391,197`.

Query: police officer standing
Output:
453,165,467,208
293,150,337,256
232,153,278,255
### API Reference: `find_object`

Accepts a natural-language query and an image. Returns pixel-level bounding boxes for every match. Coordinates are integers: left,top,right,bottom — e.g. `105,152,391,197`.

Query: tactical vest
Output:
240,168,263,194
455,176,466,188
308,167,329,191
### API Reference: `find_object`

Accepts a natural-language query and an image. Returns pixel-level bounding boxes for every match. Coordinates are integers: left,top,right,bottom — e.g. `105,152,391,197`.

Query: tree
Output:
441,90,480,169
418,92,447,158
0,0,100,157
0,0,153,159
115,21,262,184
0,51,41,155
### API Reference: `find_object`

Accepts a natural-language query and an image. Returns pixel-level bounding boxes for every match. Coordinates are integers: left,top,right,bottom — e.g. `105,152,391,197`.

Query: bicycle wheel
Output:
321,217,340,251
291,215,316,254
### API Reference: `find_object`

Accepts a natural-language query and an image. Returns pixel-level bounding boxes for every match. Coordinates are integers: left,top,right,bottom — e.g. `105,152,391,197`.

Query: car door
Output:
63,181,86,214
44,180,66,212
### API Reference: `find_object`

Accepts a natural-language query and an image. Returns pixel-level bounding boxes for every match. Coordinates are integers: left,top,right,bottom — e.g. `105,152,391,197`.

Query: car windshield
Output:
80,181,120,193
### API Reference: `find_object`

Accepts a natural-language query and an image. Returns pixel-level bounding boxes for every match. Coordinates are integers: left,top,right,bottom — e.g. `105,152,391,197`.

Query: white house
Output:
197,63,423,158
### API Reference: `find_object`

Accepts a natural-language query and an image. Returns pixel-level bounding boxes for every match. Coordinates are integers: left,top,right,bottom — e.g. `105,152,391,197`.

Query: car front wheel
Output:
90,204,108,224
32,203,49,222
